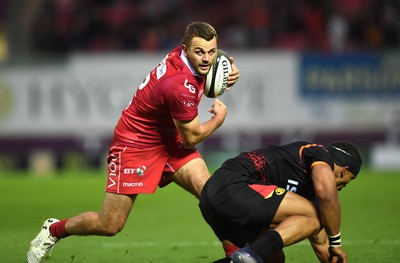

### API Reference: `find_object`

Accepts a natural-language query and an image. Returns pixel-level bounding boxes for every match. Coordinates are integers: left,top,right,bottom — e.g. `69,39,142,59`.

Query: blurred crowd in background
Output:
8,0,400,55
1,0,400,172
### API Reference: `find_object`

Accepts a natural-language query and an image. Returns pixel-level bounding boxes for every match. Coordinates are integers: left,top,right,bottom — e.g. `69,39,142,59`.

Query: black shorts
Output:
199,168,287,247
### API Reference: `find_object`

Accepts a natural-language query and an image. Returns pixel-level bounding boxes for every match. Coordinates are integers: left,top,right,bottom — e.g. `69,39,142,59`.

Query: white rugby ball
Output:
204,49,232,98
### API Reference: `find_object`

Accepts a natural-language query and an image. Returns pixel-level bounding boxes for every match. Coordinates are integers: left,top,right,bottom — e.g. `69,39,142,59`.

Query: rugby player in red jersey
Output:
27,22,240,263
200,141,362,263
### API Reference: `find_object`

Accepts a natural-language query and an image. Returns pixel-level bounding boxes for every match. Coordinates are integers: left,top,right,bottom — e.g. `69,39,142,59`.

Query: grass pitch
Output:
1,168,399,262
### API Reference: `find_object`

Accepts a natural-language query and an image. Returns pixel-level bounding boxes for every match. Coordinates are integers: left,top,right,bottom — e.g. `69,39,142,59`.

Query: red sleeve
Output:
162,74,202,122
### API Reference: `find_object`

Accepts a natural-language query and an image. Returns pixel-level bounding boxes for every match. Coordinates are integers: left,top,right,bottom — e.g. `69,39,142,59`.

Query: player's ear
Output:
341,167,350,178
182,44,188,55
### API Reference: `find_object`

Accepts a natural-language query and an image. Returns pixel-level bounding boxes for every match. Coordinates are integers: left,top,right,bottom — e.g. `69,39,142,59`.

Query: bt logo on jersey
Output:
123,165,147,176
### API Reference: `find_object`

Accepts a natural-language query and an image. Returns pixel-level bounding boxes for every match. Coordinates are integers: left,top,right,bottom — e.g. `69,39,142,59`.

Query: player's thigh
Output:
100,192,137,227
171,157,210,197
271,191,317,224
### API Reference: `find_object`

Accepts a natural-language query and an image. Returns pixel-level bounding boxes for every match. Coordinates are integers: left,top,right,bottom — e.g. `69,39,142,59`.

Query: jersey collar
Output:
180,50,202,77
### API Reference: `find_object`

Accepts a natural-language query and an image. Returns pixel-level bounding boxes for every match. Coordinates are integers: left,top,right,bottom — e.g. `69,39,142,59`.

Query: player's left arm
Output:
311,163,341,238
174,99,227,147
311,163,347,262
227,57,240,89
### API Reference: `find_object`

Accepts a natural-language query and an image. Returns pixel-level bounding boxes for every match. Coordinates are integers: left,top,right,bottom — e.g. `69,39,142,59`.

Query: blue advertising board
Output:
299,53,400,98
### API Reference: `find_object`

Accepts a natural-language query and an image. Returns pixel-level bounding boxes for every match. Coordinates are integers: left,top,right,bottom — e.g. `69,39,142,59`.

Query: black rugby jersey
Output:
219,141,335,200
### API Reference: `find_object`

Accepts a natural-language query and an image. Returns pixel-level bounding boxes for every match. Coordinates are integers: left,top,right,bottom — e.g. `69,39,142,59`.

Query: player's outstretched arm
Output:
311,164,341,238
311,164,347,263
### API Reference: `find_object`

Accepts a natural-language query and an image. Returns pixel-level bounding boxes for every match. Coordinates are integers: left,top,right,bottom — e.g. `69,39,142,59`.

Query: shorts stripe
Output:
117,151,121,193
249,184,277,199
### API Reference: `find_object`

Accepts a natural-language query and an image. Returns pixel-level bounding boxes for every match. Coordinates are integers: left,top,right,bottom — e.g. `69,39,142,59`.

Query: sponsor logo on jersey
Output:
184,79,196,94
107,177,116,188
136,165,146,176
122,182,144,187
108,160,118,177
156,55,168,79
275,187,286,195
181,100,196,107
124,165,147,176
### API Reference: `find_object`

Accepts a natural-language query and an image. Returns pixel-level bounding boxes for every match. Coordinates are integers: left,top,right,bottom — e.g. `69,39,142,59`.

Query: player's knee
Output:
102,224,124,236
301,204,321,234
98,219,125,236
172,158,210,197
308,214,321,235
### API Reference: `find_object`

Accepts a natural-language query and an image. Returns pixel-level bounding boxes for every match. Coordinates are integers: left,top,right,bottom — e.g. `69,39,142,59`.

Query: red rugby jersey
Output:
113,46,206,148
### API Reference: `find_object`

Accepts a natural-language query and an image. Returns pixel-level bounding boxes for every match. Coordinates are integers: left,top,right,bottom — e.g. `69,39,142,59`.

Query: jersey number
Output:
138,74,151,90
286,179,299,192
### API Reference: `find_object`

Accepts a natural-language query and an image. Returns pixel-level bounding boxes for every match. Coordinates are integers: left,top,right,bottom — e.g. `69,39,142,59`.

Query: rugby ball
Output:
204,49,232,98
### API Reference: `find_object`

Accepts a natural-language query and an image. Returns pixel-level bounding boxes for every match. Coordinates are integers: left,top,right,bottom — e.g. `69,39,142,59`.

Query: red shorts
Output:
105,141,202,194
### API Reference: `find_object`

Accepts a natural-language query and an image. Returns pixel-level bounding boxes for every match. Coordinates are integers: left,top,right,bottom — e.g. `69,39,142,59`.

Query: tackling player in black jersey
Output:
200,141,362,263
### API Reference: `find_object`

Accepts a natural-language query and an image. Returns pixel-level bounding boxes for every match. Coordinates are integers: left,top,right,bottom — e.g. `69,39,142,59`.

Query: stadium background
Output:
1,1,400,263
1,0,400,172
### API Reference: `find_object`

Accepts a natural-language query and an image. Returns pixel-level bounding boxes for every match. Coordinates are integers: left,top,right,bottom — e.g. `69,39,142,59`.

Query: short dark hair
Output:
326,141,363,177
181,22,218,47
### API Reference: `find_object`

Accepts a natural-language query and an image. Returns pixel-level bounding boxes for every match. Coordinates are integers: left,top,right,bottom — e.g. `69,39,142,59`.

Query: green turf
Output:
1,169,399,262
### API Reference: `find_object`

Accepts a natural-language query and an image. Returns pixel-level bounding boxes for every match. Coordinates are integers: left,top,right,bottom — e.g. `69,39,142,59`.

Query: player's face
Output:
184,36,217,76
336,170,355,191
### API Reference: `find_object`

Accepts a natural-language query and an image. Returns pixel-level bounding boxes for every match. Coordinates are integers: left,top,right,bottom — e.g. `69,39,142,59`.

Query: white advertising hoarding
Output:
0,51,398,138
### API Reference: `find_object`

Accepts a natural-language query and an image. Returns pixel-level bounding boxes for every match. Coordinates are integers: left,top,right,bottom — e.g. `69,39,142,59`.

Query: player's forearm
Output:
309,229,330,262
178,117,223,147
187,119,222,146
318,196,341,237
312,165,342,239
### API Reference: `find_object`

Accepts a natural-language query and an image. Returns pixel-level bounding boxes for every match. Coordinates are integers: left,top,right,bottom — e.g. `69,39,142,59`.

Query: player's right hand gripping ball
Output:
204,49,232,98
